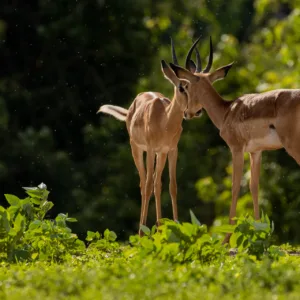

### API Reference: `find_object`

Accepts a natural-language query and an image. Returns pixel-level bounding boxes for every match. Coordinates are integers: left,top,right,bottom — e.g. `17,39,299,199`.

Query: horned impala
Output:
97,45,230,235
169,36,300,242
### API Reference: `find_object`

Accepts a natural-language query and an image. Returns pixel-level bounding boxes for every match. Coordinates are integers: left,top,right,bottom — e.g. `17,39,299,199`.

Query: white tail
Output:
97,105,128,121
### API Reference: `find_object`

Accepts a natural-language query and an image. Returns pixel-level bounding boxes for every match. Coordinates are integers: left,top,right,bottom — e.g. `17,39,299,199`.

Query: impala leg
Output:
168,148,178,222
250,151,262,220
141,150,155,227
130,142,146,236
224,150,244,244
154,153,168,226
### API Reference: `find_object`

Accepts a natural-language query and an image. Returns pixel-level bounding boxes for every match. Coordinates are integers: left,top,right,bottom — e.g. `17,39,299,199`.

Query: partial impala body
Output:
168,37,300,242
98,44,230,235
98,61,198,235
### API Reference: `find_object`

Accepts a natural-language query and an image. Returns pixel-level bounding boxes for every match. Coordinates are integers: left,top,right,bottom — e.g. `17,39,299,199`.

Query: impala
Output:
97,44,230,235
169,36,299,242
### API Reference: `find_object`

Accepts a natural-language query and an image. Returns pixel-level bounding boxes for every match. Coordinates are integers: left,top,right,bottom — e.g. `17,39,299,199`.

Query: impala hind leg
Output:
154,153,168,226
223,150,244,244
250,151,262,220
130,142,146,236
141,150,155,227
168,148,179,222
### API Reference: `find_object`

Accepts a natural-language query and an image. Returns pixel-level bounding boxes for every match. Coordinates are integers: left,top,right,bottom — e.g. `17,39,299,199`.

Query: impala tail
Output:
97,105,128,121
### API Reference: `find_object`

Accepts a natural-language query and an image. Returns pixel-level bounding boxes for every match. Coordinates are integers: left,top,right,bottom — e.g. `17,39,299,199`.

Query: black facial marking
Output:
224,66,231,77
269,124,275,129
161,60,168,69
195,109,202,116
179,85,185,93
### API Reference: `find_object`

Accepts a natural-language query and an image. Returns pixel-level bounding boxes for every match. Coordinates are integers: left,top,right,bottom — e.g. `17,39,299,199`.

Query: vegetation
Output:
0,184,298,299
1,0,300,245
1,1,300,298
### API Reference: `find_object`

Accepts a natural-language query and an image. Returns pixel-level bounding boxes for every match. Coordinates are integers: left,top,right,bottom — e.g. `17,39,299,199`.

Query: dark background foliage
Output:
1,0,300,243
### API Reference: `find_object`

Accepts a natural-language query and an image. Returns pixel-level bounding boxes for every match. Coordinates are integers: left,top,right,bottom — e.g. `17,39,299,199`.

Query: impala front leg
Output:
168,148,179,222
154,153,168,226
224,150,244,244
250,151,262,220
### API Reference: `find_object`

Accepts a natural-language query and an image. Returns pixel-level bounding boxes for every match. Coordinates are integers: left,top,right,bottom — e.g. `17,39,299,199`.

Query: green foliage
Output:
0,182,280,264
1,0,300,246
130,219,224,264
214,212,286,259
230,213,274,258
0,184,120,262
0,186,298,299
129,211,280,263
0,183,84,262
85,229,120,257
0,243,300,300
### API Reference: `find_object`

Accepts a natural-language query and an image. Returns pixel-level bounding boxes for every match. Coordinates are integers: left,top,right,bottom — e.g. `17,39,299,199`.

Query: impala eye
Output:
179,85,185,93
195,109,203,117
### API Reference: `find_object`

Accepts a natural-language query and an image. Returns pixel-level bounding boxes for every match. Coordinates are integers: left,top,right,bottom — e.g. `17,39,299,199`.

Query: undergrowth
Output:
0,183,298,300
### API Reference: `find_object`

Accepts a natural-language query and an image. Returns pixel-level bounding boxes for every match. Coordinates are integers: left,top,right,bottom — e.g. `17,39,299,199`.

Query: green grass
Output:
1,184,300,300
1,254,300,300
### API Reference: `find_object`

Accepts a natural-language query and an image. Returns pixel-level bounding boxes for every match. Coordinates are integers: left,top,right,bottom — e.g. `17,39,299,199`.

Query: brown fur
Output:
169,62,300,243
98,62,192,235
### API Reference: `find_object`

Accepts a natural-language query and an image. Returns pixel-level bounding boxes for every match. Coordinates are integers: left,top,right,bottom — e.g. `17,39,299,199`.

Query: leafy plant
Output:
86,229,120,257
128,211,226,264
214,212,284,259
0,183,85,262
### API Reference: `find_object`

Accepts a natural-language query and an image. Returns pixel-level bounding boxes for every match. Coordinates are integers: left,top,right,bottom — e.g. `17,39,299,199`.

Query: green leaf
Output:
190,210,201,226
242,238,249,249
229,232,240,248
14,213,25,231
104,229,117,241
31,253,39,260
212,224,235,234
86,231,96,241
30,197,42,205
140,236,154,250
140,225,150,236
151,225,157,235
236,234,244,249
29,220,42,230
66,217,77,223
253,222,269,232
4,194,20,206
0,208,11,232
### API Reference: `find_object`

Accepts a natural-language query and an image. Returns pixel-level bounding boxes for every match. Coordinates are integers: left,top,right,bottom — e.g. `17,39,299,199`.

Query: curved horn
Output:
195,47,202,73
185,36,201,70
170,37,179,65
203,36,213,73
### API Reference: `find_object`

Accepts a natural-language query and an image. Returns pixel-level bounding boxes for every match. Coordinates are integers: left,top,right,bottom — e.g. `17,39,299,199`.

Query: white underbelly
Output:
244,130,283,152
134,143,172,153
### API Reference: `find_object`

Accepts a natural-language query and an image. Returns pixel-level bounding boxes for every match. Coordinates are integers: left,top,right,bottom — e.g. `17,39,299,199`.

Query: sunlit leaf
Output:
190,210,201,226
139,225,150,236
4,194,20,206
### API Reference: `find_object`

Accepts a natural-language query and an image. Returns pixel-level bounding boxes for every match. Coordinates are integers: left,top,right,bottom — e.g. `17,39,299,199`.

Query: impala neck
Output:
166,93,185,125
201,84,229,129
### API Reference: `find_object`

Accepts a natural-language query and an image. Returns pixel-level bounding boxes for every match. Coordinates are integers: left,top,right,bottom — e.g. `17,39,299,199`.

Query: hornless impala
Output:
168,36,300,242
97,44,230,235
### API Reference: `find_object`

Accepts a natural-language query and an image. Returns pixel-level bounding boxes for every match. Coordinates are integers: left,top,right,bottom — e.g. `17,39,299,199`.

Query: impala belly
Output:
133,143,174,153
244,128,283,152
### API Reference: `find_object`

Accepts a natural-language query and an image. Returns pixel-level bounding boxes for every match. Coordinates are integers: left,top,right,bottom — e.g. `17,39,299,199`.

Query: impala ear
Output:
187,60,197,73
169,63,199,83
161,60,180,86
208,62,234,83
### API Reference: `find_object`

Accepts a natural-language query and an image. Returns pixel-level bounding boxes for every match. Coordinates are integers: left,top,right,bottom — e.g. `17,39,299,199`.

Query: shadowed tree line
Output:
1,0,300,243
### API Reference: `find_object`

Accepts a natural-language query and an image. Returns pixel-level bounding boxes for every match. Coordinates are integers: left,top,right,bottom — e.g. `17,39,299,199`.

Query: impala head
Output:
169,36,234,119
161,60,191,114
